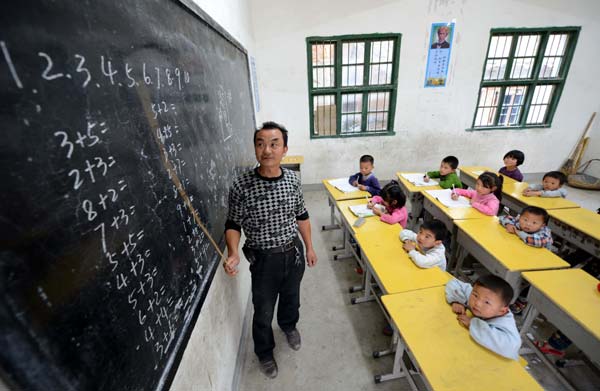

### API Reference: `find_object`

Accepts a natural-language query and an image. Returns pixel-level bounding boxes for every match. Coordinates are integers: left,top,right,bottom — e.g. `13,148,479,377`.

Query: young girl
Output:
451,171,503,216
367,181,408,227
499,150,525,182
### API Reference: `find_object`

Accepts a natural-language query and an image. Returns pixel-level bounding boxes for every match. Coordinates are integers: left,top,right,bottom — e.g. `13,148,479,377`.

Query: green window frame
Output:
306,33,401,138
471,27,580,130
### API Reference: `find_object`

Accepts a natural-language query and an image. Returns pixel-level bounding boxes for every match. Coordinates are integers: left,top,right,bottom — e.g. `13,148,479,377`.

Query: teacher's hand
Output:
306,248,318,267
224,253,240,276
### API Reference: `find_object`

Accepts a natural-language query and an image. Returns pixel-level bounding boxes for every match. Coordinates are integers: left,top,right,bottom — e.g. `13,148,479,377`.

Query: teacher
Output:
223,121,317,379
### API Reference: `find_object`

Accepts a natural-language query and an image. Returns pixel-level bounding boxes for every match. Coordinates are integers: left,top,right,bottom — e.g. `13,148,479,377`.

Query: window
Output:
472,27,579,130
307,34,401,138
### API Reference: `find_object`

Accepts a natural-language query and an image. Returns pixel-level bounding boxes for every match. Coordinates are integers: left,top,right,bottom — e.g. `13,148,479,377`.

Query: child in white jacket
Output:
445,276,521,360
399,220,447,270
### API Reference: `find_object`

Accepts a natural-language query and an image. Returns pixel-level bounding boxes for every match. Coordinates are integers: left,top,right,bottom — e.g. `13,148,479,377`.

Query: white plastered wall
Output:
250,0,600,184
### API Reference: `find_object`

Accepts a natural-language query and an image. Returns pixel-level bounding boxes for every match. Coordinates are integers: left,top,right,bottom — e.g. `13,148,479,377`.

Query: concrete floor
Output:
237,178,600,391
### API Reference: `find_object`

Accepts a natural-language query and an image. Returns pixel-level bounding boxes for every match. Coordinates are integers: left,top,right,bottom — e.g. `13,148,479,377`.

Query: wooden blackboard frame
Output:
0,1,257,390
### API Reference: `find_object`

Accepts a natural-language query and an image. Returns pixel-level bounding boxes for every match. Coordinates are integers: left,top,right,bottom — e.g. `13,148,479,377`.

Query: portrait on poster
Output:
425,22,455,87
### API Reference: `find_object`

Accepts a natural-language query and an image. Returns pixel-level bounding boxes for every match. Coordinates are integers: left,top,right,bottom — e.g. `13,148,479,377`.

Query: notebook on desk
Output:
328,178,359,193
426,189,471,208
401,173,439,187
348,204,375,217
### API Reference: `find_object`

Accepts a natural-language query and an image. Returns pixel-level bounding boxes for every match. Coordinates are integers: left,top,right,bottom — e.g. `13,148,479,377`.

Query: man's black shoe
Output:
259,357,278,378
284,329,301,351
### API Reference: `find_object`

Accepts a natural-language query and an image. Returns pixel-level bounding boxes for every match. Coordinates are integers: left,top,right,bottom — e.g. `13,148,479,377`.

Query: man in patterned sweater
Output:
224,121,317,379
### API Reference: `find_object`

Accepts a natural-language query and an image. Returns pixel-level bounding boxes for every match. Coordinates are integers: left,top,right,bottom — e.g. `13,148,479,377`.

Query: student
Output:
349,154,381,196
367,181,408,227
383,219,445,336
399,220,447,270
498,206,553,249
423,155,463,189
445,275,521,360
499,206,553,314
499,150,525,182
523,171,568,198
451,171,503,216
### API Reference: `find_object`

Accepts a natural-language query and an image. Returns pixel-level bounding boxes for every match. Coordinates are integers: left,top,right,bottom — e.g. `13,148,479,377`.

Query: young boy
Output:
424,155,462,189
499,150,525,182
523,171,568,198
349,154,381,196
499,206,553,249
445,275,521,360
399,220,447,270
500,206,553,314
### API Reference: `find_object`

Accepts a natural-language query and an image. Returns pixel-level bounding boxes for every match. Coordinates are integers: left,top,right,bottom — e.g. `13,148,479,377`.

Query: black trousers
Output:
248,239,305,361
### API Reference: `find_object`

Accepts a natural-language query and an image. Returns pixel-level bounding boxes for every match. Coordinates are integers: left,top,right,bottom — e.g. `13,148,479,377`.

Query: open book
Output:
401,173,439,187
348,204,375,217
328,178,360,193
425,189,471,208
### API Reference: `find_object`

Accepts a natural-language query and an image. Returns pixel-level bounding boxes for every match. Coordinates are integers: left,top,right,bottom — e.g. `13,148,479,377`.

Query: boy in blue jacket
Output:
445,275,521,360
349,154,381,196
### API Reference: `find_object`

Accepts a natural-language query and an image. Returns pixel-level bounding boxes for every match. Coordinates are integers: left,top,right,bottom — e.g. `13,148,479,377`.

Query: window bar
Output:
386,40,391,84
384,91,389,129
315,95,319,135
335,40,342,136
522,32,549,125
504,35,514,79
361,42,371,132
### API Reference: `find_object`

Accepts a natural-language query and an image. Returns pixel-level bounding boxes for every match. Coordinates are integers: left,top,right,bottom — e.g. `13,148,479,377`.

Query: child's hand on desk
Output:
423,175,430,182
358,184,367,191
451,302,466,315
450,193,459,201
523,189,542,197
351,180,359,187
372,207,383,216
457,313,472,328
367,201,374,209
402,240,416,252
505,224,517,234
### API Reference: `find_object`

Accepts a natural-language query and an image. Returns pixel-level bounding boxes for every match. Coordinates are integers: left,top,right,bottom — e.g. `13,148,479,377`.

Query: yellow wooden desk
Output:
548,208,600,258
501,181,580,213
281,154,303,166
421,190,493,269
322,179,370,231
333,198,381,261
281,155,304,180
337,198,453,372
454,217,570,302
380,287,543,390
336,199,450,298
520,269,600,390
396,172,441,230
458,165,492,189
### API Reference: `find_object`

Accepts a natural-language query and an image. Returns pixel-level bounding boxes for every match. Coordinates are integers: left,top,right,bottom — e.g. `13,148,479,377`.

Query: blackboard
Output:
0,1,255,390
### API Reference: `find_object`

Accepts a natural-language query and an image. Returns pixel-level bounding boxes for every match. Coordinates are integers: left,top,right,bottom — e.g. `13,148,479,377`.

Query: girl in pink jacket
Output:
367,180,408,227
451,172,503,216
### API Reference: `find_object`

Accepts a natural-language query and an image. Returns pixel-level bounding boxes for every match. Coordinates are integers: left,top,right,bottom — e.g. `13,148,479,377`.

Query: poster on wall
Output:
424,22,455,88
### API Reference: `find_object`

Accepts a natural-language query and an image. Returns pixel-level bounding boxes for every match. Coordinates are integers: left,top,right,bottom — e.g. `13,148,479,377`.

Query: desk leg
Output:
408,193,423,231
374,337,420,390
504,272,523,304
448,225,460,272
332,223,346,252
373,329,398,358
333,227,357,261
519,295,578,391
521,338,577,391
452,243,468,278
322,196,340,231
351,267,376,304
